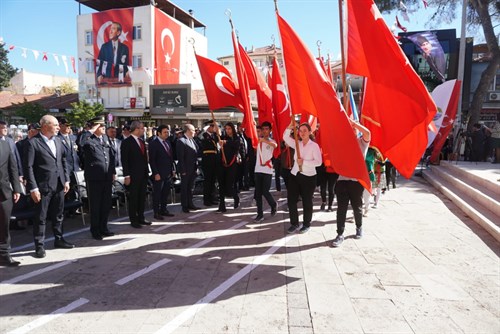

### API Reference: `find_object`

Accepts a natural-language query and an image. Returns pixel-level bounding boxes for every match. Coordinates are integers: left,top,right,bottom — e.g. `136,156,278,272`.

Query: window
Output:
495,72,500,91
132,55,142,69
85,31,93,45
223,61,229,66
87,85,96,97
134,84,143,97
133,25,142,40
85,58,94,73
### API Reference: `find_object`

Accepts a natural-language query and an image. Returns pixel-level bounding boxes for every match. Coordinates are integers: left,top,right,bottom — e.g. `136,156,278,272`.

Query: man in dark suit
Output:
0,121,23,182
76,122,92,169
200,121,219,206
176,123,200,213
0,140,22,266
106,126,121,167
148,125,175,220
121,120,150,228
83,117,116,240
97,21,130,83
24,115,74,259
57,117,80,175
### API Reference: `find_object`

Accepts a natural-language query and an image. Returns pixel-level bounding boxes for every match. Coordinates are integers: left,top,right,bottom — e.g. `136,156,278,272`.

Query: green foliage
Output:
65,100,104,127
0,43,17,89
14,99,47,124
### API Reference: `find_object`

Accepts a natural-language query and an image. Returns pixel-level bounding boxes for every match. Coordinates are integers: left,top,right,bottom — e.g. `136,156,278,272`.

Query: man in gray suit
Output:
24,115,75,258
176,123,200,213
106,126,121,167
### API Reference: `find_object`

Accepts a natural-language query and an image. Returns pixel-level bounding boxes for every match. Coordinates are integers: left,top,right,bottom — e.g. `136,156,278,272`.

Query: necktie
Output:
163,140,171,156
139,139,145,155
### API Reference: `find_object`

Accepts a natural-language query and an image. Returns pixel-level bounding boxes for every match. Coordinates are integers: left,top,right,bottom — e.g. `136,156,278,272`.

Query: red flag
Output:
70,56,76,73
231,29,258,148
271,57,292,158
42,52,48,61
326,55,333,84
277,13,371,191
154,7,181,84
395,16,407,32
346,0,437,178
238,43,274,125
430,80,461,163
194,54,243,111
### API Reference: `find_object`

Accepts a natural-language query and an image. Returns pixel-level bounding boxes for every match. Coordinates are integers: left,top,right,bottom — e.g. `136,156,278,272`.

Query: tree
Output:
0,43,17,89
374,0,500,130
65,100,104,127
14,99,47,124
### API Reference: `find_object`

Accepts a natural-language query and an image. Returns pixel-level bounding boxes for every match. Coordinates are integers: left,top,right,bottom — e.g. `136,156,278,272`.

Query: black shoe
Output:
160,211,175,217
131,223,143,228
320,203,326,211
54,239,75,249
254,215,264,222
139,220,152,225
0,255,20,267
331,235,344,247
154,214,164,221
35,246,46,258
101,230,115,237
216,207,227,213
299,226,310,234
327,206,334,212
271,206,277,216
234,197,240,209
355,227,363,239
91,233,103,240
189,205,201,211
182,208,190,213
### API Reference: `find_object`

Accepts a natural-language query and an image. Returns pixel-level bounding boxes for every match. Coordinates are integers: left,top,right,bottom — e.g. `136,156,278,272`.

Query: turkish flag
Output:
271,57,292,158
154,8,181,84
194,54,242,111
231,30,258,148
346,0,437,178
277,13,371,191
238,43,274,126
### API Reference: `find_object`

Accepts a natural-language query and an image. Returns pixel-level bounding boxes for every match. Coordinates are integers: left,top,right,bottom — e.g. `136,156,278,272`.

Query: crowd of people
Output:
1,115,397,267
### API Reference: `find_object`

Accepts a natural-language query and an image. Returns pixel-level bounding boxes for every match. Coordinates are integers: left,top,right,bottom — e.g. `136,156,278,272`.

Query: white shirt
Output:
41,133,57,157
255,138,277,175
283,128,322,176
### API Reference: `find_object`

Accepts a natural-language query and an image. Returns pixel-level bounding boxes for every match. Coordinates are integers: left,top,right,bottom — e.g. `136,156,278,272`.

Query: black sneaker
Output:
327,206,334,212
299,226,310,234
271,206,277,216
287,225,299,234
320,203,326,211
254,215,264,222
355,227,363,239
331,235,344,247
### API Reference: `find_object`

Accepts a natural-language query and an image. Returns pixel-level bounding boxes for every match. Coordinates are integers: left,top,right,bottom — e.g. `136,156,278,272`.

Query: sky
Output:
0,0,467,80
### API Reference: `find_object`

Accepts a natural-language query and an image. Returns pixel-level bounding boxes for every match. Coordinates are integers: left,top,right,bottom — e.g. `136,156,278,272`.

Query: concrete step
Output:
422,169,500,243
440,160,500,195
431,165,500,218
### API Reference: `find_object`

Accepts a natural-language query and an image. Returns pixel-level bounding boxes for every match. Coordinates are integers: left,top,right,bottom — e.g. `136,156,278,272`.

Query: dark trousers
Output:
87,180,113,234
385,161,396,188
335,180,364,235
274,159,282,191
202,157,217,203
320,172,339,206
180,171,196,210
255,173,277,216
127,176,147,223
152,177,171,214
218,163,238,210
281,168,291,190
287,173,316,227
33,184,65,247
0,197,13,256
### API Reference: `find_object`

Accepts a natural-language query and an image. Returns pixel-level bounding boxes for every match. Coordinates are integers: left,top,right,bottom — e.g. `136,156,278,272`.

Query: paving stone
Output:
351,298,413,333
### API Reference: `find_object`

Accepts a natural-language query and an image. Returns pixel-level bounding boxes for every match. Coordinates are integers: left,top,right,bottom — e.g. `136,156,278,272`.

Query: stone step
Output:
431,165,500,218
422,169,500,243
440,160,500,195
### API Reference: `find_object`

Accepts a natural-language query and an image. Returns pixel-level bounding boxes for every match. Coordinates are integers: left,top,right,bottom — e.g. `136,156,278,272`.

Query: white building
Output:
9,69,78,95
76,0,207,124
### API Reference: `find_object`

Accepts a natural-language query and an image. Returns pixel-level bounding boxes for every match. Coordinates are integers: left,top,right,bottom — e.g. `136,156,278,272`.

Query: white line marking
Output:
93,238,136,253
11,210,154,253
152,221,183,232
220,221,249,235
115,258,171,286
7,297,89,334
154,235,296,334
179,238,216,256
188,208,218,219
1,260,73,285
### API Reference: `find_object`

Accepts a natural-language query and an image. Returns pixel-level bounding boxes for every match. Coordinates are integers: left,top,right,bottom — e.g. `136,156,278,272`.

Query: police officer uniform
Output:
200,121,219,206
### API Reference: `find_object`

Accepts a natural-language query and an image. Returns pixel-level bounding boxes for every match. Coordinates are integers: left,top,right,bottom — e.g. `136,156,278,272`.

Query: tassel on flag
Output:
61,55,69,74
32,50,39,61
395,16,407,32
70,56,76,73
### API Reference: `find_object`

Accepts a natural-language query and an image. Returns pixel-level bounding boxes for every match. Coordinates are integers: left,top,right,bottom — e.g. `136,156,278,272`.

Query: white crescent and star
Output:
97,21,113,50
276,84,289,114
161,28,175,64
215,72,234,96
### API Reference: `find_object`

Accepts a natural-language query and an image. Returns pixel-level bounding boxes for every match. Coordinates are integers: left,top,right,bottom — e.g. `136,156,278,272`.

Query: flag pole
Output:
338,0,348,111
274,0,302,172
190,37,227,165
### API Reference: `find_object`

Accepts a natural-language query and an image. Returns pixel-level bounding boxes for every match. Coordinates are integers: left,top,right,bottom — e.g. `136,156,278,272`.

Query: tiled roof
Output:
0,92,79,110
